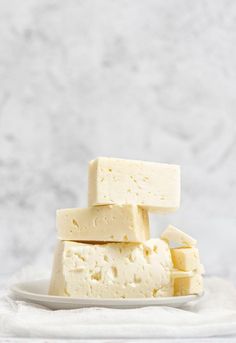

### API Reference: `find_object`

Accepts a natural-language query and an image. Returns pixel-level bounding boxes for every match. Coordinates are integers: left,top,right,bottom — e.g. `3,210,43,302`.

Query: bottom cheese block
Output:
49,239,173,298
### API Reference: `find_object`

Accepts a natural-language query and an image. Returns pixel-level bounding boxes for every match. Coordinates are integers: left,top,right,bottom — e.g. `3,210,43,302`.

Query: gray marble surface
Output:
0,0,236,285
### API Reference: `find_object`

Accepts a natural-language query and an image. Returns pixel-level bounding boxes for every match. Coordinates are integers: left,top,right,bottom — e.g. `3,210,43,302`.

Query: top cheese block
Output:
88,157,180,213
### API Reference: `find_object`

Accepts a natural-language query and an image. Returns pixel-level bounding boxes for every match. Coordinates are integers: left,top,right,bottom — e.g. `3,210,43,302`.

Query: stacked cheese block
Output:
49,157,204,298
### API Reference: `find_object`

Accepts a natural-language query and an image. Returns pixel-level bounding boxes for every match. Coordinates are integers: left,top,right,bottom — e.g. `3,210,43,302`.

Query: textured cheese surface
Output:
161,225,197,247
57,205,149,242
88,157,180,213
171,247,200,271
174,273,203,296
49,239,173,298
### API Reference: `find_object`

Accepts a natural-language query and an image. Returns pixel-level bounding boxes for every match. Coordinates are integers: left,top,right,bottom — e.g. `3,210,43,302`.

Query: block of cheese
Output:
88,157,180,213
57,205,149,242
171,247,200,271
174,273,203,296
161,225,197,247
49,239,173,298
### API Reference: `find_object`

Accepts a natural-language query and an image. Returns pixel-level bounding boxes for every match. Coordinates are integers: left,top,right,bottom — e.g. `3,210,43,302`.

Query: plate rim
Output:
10,278,203,305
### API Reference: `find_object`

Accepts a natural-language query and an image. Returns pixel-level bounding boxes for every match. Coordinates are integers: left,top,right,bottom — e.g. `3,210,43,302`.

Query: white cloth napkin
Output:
0,274,236,339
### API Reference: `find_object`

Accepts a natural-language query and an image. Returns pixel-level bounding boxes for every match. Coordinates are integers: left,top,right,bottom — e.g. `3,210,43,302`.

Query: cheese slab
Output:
49,239,173,298
174,273,203,296
57,205,149,242
88,157,180,213
161,225,197,247
171,247,200,271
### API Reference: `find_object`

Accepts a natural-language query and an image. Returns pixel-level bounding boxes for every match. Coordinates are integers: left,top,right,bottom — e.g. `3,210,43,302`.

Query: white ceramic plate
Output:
10,279,203,310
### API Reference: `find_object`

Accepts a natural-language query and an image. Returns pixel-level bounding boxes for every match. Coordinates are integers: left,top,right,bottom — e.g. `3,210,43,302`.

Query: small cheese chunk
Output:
174,273,203,296
49,239,173,298
57,205,149,242
88,157,180,213
171,247,200,271
161,225,197,247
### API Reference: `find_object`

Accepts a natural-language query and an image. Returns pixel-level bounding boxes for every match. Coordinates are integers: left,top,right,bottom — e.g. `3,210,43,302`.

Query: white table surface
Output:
1,275,236,342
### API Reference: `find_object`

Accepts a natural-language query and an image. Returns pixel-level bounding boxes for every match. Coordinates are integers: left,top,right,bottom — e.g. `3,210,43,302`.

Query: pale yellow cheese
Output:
171,247,200,271
88,157,180,213
49,239,173,298
174,273,203,296
161,225,197,247
57,205,149,242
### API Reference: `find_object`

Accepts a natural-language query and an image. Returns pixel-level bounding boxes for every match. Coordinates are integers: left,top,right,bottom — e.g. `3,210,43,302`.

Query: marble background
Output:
0,0,236,283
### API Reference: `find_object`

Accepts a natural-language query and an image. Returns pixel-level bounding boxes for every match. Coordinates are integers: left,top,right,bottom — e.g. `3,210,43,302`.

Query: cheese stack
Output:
49,157,204,298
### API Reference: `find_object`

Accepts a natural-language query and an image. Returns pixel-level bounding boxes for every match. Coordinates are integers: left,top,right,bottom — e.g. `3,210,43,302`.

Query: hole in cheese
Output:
111,266,118,278
104,255,109,262
91,271,102,281
153,246,158,254
72,219,79,227
152,288,158,297
134,275,142,283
